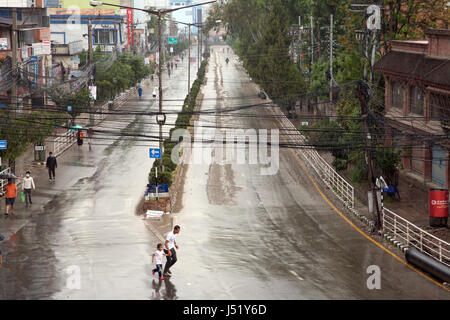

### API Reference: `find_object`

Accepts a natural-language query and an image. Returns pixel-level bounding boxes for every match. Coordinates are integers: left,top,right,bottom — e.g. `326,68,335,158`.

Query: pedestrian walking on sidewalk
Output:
46,152,57,181
138,87,143,99
170,61,173,70
22,170,35,206
3,179,17,218
76,130,84,146
163,225,180,277
152,243,168,280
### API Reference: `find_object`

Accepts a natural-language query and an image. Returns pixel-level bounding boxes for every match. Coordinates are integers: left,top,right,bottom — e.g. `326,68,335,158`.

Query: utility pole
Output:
197,26,200,70
188,24,191,102
88,19,94,125
310,16,314,65
357,80,381,230
11,8,17,114
317,22,321,59
200,26,202,64
158,14,163,173
329,14,333,103
298,16,301,71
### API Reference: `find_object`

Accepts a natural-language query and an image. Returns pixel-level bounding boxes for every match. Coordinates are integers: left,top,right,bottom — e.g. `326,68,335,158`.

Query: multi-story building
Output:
374,29,450,187
49,8,125,52
0,2,52,109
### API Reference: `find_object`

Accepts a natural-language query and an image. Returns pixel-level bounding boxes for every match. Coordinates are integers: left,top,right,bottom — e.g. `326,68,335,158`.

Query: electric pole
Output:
329,14,333,103
298,16,302,71
158,14,163,172
188,24,191,103
11,7,17,114
88,19,94,125
357,80,381,230
310,16,314,65
197,26,200,70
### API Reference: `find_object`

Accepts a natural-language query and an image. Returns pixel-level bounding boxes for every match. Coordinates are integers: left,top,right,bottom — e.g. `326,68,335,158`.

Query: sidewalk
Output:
284,106,450,243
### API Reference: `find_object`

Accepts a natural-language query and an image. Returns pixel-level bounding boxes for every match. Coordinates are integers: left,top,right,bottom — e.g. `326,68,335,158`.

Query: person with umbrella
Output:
3,178,17,218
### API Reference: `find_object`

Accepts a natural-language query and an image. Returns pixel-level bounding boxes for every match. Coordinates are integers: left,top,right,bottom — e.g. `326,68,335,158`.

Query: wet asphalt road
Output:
0,46,449,299
0,51,196,299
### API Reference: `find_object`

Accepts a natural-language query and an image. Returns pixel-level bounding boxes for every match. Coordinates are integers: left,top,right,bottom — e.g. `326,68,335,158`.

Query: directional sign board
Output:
168,37,178,45
147,184,169,193
67,105,72,112
0,140,6,150
149,148,161,159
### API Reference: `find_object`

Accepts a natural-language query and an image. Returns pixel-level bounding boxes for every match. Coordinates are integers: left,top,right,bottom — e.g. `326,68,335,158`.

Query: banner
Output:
127,8,133,49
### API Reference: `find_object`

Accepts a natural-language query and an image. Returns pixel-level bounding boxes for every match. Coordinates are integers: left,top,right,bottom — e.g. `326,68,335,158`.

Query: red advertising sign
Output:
127,8,133,49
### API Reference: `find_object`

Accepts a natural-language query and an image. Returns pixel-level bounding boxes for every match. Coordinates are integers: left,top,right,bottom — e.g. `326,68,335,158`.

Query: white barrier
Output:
271,107,354,210
53,130,76,157
382,207,450,267
272,105,450,268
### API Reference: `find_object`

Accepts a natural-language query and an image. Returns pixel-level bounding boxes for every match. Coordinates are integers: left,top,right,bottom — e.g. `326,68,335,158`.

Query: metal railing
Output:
0,167,11,192
272,108,355,210
271,105,450,267
382,207,450,267
53,130,76,157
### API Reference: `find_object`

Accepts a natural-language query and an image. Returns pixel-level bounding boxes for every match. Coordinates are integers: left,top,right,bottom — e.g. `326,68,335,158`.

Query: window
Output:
409,86,424,115
93,29,114,45
391,81,403,110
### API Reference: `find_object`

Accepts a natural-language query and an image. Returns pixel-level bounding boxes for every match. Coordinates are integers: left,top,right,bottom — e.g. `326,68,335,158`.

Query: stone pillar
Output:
402,137,411,170
424,143,432,182
424,89,431,123
403,84,409,116
447,149,450,187
385,76,391,113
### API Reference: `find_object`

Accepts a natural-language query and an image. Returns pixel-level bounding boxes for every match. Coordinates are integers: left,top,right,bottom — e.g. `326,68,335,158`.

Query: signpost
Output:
0,140,7,150
67,105,72,112
168,37,178,45
149,148,161,159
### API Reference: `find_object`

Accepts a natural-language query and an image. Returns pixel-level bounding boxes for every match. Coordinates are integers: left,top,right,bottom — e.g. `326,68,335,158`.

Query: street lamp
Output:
90,0,216,173
163,18,219,102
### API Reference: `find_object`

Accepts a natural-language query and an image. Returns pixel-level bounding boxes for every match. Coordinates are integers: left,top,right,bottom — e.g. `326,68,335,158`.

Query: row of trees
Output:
148,59,208,186
205,0,448,184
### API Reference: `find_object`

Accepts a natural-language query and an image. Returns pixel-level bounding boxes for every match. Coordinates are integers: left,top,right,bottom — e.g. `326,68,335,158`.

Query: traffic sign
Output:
147,184,169,193
168,37,178,44
67,105,72,112
0,140,6,150
149,148,161,159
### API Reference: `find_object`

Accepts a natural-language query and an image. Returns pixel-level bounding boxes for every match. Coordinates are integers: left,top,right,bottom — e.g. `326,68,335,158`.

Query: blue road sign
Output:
149,148,161,159
67,105,72,112
0,140,6,150
147,184,169,193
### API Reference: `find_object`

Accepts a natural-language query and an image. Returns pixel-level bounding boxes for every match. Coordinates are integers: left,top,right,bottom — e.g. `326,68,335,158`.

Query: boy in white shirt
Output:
22,170,36,206
152,243,167,280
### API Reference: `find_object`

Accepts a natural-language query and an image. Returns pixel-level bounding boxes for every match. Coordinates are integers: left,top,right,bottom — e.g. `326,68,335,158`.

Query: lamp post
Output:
162,18,215,103
90,0,216,173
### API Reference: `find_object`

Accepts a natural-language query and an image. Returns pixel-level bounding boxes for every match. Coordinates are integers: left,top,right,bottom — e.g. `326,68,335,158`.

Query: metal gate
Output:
432,144,447,186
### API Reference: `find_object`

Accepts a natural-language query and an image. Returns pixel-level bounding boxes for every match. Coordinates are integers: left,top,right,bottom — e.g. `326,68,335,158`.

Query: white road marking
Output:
289,270,304,281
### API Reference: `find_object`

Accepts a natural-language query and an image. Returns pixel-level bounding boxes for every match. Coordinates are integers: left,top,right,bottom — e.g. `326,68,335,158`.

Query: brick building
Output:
374,29,450,187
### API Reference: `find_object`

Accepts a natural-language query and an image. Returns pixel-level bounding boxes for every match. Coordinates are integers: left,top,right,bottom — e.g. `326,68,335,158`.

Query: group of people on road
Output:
152,225,181,280
2,152,58,218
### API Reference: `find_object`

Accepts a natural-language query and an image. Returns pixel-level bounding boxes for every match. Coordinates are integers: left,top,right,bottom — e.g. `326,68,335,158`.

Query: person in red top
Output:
4,178,17,217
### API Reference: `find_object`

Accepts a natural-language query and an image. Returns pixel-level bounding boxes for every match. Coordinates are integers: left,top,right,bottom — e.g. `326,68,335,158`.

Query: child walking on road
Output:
152,243,167,280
